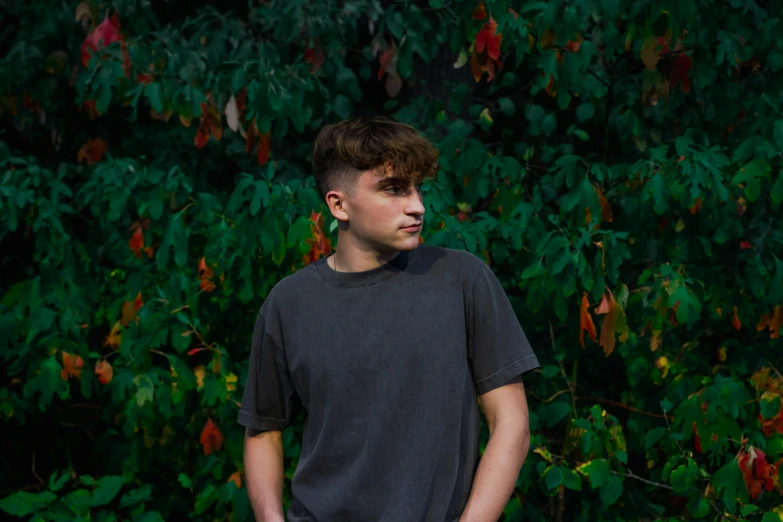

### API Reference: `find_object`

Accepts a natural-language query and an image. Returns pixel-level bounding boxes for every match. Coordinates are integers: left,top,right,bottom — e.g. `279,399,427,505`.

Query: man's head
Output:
312,116,439,255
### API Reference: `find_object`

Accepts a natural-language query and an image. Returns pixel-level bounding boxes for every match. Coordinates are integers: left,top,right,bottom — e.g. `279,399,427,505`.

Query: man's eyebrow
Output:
374,176,406,186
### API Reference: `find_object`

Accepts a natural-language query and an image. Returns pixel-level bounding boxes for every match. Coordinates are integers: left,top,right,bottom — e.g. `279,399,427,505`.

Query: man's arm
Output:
244,428,286,522
459,378,532,522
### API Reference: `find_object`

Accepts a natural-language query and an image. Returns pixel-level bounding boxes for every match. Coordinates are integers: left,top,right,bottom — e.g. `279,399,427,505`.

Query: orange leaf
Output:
200,417,224,456
594,290,618,356
128,225,144,259
95,360,113,385
302,210,333,265
594,184,613,223
60,351,84,381
579,293,597,348
228,471,242,488
103,321,122,350
198,257,216,292
650,330,662,352
77,137,107,165
120,292,143,327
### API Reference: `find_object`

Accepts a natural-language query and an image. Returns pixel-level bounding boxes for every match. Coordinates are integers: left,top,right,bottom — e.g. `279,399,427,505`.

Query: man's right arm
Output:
244,427,286,522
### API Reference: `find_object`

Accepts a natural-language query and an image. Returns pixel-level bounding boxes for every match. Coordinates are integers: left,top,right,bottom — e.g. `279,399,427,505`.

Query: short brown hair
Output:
311,116,439,201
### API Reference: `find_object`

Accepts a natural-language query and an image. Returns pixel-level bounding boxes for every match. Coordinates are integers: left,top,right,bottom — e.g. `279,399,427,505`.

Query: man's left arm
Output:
459,377,531,522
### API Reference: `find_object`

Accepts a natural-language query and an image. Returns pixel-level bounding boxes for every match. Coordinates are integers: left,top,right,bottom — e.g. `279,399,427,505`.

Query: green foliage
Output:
1,0,783,520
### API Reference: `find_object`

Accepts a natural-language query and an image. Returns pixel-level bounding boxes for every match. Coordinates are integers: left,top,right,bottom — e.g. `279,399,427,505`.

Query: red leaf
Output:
77,137,107,165
257,131,271,165
692,421,702,453
199,417,224,456
188,348,209,356
303,38,325,74
740,241,752,250
378,45,396,81
732,306,742,331
579,293,597,348
472,1,486,20
475,17,502,61
95,360,113,385
670,52,693,94
81,14,130,76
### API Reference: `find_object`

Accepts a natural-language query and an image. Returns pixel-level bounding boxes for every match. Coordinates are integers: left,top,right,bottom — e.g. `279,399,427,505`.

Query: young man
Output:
238,116,540,522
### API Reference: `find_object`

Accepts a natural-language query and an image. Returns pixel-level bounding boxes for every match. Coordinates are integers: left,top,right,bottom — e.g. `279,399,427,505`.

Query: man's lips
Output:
402,223,422,231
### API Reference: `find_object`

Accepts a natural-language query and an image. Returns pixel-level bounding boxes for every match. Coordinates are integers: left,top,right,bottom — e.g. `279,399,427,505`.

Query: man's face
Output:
342,165,425,253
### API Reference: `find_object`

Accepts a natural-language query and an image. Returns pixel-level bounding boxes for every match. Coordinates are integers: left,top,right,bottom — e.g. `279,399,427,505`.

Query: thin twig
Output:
577,396,673,420
612,469,672,490
532,389,572,403
32,451,44,485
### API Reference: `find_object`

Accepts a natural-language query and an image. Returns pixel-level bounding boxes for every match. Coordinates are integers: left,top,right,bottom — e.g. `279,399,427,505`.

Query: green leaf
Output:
520,262,547,280
144,83,164,113
178,473,192,488
599,475,622,505
761,512,782,522
771,174,783,207
135,512,164,522
541,365,560,378
499,97,515,116
542,114,557,136
96,82,113,114
334,95,351,119
170,356,197,391
119,485,152,508
576,103,595,122
645,427,667,451
731,158,770,202
540,401,571,427
562,468,582,490
687,496,711,518
711,460,748,506
740,505,759,516
91,475,125,506
761,395,781,420
0,491,57,516
543,466,563,489
577,458,609,488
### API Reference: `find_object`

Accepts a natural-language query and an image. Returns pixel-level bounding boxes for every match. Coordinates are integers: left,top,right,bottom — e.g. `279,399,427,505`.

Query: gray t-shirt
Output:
238,244,540,522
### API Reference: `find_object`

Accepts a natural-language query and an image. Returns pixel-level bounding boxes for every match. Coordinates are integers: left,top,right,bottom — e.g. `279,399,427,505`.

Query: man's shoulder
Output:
414,244,488,279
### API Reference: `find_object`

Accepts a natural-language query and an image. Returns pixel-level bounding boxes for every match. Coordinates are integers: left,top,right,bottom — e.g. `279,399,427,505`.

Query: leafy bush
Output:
1,0,782,520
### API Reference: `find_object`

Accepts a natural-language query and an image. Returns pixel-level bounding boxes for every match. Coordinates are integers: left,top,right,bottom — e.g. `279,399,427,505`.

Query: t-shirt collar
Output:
314,249,414,286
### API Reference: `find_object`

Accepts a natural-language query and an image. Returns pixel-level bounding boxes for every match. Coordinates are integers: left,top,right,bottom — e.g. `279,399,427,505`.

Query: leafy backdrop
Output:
1,0,782,521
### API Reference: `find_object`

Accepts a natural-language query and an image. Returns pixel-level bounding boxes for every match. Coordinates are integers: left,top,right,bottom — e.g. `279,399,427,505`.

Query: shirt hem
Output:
474,355,540,395
237,409,288,432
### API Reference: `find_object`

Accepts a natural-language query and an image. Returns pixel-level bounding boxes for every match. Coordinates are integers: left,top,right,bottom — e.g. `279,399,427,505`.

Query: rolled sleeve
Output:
237,308,301,432
468,264,540,395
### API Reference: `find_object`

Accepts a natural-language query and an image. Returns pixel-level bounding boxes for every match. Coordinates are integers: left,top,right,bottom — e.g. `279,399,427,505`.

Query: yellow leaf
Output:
640,37,660,70
533,446,553,463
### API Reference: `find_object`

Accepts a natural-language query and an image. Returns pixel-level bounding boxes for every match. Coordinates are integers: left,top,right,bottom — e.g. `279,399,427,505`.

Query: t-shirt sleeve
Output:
468,263,540,395
237,308,301,432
